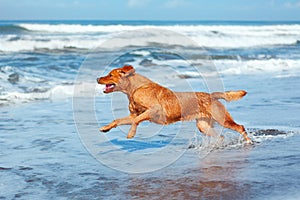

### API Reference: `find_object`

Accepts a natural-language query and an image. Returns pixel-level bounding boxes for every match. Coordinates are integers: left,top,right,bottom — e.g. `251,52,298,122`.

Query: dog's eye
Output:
109,74,112,77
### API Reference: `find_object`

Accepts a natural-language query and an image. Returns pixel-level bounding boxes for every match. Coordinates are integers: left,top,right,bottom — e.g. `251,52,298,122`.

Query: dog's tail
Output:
211,90,247,102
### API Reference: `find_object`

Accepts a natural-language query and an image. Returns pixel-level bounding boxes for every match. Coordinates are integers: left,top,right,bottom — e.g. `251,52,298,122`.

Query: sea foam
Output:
0,23,299,52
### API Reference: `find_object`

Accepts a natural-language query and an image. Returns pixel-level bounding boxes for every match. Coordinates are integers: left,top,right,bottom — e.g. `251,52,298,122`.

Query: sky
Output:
0,0,300,21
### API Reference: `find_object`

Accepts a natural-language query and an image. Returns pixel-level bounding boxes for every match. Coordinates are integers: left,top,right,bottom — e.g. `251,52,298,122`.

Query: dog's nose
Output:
97,78,100,83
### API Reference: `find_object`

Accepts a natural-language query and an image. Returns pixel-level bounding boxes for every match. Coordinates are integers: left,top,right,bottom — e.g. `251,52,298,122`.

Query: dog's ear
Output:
120,65,135,76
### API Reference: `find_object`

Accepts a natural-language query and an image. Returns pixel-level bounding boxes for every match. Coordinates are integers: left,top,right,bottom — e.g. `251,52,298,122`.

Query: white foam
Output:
0,34,107,52
1,24,299,52
0,82,103,105
18,23,300,35
213,58,300,75
145,58,300,76
129,50,151,56
151,58,190,67
18,23,142,33
0,84,72,103
191,129,300,153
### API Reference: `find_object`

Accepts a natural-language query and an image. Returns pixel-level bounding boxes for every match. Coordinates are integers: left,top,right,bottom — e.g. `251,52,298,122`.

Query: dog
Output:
97,65,253,144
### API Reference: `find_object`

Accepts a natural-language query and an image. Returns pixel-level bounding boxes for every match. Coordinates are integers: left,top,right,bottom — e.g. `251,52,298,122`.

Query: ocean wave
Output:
213,58,300,75
1,23,299,52
17,23,300,35
133,50,300,76
0,64,84,105
0,82,103,106
1,34,298,52
0,25,29,34
0,34,106,52
0,85,72,105
179,58,300,77
17,23,141,33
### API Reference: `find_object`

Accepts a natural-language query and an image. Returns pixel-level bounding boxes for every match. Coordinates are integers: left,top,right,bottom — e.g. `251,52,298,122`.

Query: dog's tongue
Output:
104,84,114,92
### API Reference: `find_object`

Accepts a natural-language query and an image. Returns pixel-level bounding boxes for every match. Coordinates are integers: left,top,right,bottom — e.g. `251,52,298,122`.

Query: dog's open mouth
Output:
104,84,115,93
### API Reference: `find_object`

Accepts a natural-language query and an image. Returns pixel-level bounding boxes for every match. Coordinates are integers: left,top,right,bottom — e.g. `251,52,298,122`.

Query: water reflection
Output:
126,148,252,199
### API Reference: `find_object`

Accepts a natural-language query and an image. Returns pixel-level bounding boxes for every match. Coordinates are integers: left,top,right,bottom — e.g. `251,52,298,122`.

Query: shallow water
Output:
1,75,300,199
1,20,300,199
1,99,300,199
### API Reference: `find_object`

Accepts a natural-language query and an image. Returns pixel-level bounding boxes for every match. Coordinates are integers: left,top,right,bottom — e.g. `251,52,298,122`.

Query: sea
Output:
1,20,300,199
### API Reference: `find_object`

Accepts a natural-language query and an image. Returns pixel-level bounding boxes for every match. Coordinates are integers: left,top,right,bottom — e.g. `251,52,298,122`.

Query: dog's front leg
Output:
127,110,151,139
100,114,136,133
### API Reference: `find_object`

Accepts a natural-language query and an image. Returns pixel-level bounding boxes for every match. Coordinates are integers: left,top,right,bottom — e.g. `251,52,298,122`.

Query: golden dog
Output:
97,65,252,144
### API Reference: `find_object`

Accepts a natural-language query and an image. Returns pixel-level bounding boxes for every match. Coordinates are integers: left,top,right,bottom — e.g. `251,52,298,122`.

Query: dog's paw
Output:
126,133,136,139
245,138,254,145
99,126,111,133
126,134,134,139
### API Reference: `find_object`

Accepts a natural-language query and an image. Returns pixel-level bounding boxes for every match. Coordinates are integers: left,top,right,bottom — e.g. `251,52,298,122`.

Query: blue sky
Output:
0,0,300,21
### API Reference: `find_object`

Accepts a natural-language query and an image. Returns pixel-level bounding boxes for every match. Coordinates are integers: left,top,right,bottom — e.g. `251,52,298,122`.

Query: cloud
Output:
127,0,189,9
284,1,300,8
164,0,187,8
127,0,150,7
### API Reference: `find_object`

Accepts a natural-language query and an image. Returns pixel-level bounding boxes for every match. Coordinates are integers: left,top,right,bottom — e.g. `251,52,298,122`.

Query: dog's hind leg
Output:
196,117,220,137
211,101,253,144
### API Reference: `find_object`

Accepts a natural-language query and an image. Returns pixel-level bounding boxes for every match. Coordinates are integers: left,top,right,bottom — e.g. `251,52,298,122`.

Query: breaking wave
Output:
1,23,300,52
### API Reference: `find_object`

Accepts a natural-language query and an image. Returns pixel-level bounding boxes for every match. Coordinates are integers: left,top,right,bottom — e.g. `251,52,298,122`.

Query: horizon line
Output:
1,19,300,22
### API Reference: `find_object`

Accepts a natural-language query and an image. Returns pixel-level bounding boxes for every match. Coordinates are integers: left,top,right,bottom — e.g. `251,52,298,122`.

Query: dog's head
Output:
97,65,135,93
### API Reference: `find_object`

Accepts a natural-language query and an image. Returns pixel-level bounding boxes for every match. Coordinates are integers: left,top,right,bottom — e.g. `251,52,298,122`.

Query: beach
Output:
1,20,300,199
